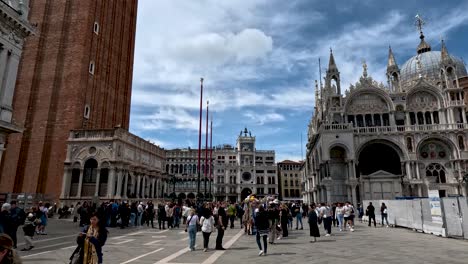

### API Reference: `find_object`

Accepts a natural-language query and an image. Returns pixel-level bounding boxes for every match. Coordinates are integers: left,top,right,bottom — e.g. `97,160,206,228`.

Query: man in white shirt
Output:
137,202,144,226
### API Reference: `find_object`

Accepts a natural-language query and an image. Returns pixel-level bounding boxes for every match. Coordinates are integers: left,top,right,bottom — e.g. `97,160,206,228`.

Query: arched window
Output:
406,137,413,152
425,112,432,124
426,163,446,183
83,159,98,183
458,135,465,150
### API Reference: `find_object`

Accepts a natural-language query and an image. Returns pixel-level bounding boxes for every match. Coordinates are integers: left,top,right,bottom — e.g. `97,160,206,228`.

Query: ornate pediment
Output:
368,170,395,176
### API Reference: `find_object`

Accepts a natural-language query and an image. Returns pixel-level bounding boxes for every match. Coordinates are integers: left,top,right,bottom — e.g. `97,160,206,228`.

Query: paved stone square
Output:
16,218,468,263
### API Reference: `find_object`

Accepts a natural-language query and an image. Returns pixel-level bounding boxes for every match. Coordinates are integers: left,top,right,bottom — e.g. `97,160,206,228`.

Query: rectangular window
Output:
93,22,99,34
89,61,95,74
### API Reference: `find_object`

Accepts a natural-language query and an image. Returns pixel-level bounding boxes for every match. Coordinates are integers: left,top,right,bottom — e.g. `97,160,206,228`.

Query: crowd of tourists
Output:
0,196,391,263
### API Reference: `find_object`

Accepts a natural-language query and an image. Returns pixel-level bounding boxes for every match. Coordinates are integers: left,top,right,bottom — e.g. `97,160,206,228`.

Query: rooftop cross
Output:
415,14,425,36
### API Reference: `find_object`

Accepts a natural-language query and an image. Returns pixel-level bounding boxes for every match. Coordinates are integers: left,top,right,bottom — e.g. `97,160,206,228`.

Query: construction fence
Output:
363,197,468,240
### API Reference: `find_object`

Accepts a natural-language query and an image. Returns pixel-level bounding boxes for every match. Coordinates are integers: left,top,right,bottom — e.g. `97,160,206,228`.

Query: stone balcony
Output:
320,123,468,135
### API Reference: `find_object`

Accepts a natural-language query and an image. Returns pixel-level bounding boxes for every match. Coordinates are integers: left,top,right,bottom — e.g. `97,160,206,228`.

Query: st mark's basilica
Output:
304,18,468,205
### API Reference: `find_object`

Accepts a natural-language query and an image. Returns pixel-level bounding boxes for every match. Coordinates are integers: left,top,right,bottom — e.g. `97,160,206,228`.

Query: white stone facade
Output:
60,128,166,203
304,28,468,205
214,128,277,202
165,128,277,202
0,0,34,161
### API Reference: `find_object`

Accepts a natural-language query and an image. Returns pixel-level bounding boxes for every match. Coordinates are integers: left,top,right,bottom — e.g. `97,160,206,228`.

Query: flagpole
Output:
197,78,204,198
209,117,213,200
204,100,209,199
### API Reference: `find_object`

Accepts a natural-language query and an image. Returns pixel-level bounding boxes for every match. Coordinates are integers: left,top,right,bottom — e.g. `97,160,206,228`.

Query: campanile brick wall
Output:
0,0,138,198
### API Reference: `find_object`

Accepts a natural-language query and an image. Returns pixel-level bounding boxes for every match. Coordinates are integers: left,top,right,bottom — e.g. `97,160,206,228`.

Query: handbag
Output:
69,245,81,264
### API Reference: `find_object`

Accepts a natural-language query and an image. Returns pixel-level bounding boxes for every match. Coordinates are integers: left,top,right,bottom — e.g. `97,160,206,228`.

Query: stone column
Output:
406,162,412,180
462,108,467,124
123,172,129,198
60,167,71,199
136,174,141,198
390,113,396,126
77,169,84,198
406,112,410,126
415,162,421,180
115,169,123,199
351,185,358,206
107,168,115,198
151,178,156,198
94,169,101,197
0,47,8,91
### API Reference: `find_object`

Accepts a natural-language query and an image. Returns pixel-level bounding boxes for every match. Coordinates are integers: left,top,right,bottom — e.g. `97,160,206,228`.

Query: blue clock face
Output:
242,172,252,181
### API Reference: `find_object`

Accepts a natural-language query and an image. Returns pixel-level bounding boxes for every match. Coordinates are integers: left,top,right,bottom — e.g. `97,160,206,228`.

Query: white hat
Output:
28,213,34,218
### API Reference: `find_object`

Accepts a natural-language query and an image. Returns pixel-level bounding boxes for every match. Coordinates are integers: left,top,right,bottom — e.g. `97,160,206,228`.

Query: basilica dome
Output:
400,51,467,88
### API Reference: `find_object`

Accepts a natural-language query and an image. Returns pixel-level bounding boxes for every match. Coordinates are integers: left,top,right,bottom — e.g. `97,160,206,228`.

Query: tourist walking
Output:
308,204,320,242
295,204,303,230
343,202,355,232
255,205,269,256
71,212,108,264
227,203,236,229
319,203,332,236
381,203,389,227
186,209,199,251
335,203,345,231
200,210,215,252
267,201,280,244
215,203,227,250
279,204,289,238
20,213,37,251
146,201,155,228
366,202,376,227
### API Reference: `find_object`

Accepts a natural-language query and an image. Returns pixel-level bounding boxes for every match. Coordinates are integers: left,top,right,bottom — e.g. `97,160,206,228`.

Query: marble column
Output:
123,172,129,198
94,169,101,196
351,185,358,206
107,168,115,198
136,175,141,198
60,167,71,199
77,169,84,198
406,162,412,180
115,169,123,199
415,162,421,180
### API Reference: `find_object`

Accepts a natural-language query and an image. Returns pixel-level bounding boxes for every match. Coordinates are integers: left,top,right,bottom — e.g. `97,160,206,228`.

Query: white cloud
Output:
244,111,285,125
132,107,199,132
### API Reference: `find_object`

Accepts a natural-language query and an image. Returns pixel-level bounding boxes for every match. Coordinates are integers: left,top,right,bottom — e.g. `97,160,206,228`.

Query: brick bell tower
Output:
0,0,138,197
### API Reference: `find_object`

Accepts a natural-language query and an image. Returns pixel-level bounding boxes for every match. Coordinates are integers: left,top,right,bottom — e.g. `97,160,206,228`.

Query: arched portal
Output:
358,141,403,200
329,146,348,202
82,159,98,196
241,188,252,201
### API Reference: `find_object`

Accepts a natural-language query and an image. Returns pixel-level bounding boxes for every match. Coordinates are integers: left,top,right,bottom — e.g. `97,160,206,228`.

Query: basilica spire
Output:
328,48,338,71
415,14,431,54
386,46,401,92
387,46,398,70
440,39,452,63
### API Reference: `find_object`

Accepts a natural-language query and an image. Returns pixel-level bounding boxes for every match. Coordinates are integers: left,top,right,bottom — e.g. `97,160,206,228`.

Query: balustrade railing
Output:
320,123,468,134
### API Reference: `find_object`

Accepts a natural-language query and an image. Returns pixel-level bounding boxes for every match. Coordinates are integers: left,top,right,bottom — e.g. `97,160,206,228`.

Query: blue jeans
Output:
337,214,344,229
188,225,197,249
296,214,303,229
137,213,143,226
130,213,136,227
256,232,267,253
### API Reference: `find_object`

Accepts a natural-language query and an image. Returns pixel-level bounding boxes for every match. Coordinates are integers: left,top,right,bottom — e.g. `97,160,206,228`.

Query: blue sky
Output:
129,0,468,162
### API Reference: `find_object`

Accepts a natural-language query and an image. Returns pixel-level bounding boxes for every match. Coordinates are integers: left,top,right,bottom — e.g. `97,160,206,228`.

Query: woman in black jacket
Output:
255,205,270,256
308,204,320,243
